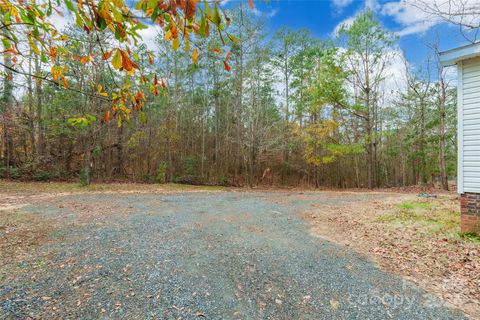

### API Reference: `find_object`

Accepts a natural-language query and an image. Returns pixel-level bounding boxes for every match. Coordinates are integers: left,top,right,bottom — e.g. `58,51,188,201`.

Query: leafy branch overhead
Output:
1,0,245,123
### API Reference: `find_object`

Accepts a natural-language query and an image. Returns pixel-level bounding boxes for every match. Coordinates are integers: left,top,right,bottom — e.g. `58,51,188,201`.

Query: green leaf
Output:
86,114,96,122
1,38,10,49
68,117,89,127
212,3,221,27
134,1,144,10
112,49,122,69
204,0,212,15
139,111,147,124
64,0,76,12
172,37,179,51
227,33,238,43
147,0,157,10
75,12,83,27
132,22,148,31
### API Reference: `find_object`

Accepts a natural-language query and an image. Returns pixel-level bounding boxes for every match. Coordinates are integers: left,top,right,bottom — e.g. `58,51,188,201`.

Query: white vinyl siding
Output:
460,57,480,193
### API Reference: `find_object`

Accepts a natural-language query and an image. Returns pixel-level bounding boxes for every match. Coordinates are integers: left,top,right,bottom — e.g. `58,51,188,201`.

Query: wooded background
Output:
1,8,456,189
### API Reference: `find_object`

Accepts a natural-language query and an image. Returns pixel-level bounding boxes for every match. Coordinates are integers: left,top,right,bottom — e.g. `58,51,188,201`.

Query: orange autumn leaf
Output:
119,50,133,71
49,47,57,58
223,60,231,72
104,110,110,122
185,0,199,20
61,76,69,88
102,50,113,60
131,60,140,70
6,47,18,55
192,48,198,65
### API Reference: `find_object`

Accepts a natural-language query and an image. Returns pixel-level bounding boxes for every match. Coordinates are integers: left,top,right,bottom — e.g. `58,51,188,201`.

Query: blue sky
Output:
224,0,473,68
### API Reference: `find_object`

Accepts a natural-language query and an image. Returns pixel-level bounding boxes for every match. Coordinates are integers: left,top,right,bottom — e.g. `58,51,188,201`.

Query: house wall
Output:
459,57,480,233
460,57,480,193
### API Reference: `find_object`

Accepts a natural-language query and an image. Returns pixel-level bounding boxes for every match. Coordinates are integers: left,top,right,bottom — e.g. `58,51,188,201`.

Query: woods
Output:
1,5,457,188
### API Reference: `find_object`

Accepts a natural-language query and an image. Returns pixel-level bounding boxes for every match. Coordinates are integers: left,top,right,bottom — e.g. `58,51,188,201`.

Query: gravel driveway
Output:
0,191,467,319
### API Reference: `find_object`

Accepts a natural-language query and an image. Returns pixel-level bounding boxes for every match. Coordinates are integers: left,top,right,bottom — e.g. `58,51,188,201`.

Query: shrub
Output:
79,168,89,186
218,175,229,186
173,175,207,185
33,171,51,181
182,157,197,176
156,161,168,183
3,167,21,179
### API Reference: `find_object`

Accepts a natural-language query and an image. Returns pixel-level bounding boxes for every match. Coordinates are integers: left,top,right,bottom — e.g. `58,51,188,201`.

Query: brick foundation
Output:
460,193,480,234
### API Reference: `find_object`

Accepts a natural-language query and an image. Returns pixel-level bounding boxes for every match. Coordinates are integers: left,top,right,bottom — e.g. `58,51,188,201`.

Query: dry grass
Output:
0,180,225,194
303,193,480,319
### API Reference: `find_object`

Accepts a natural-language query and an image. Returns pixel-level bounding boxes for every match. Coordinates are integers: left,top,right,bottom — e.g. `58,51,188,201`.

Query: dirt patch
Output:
302,193,480,318
0,208,59,290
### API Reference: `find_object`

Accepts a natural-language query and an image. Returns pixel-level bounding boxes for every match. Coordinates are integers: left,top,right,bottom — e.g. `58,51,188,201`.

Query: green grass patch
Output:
458,232,480,243
396,201,432,210
376,198,463,236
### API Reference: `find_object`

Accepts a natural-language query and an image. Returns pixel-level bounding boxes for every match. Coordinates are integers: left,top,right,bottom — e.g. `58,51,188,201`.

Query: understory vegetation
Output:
1,9,456,189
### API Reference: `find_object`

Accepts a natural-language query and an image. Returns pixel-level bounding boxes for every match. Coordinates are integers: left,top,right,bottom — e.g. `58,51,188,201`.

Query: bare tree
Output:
429,41,454,190
403,57,432,185
408,0,480,42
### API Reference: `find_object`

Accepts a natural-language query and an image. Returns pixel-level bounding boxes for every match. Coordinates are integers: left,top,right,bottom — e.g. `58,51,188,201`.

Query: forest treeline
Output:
1,9,456,189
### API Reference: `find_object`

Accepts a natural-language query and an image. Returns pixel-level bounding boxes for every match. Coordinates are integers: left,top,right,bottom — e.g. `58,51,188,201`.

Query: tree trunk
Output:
84,144,91,185
115,125,123,176
2,40,14,178
34,54,45,161
27,56,36,161
438,84,449,190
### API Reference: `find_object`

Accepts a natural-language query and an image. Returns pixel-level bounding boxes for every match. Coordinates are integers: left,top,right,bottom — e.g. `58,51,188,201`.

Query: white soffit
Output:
440,42,480,67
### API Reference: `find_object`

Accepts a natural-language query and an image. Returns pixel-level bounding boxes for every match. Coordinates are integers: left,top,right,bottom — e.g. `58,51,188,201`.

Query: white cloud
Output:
382,0,480,37
364,0,380,11
381,1,439,36
382,48,409,96
331,0,379,36
49,4,73,32
342,47,408,103
137,24,162,51
333,0,480,38
332,15,357,37
252,8,278,18
332,0,355,9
